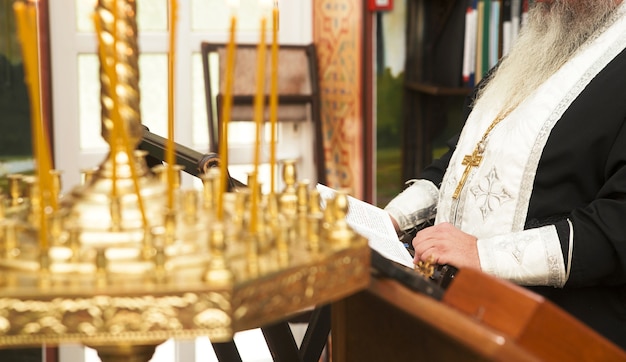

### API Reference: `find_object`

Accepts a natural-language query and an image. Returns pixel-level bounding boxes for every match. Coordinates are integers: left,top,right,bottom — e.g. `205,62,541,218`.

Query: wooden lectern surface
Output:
443,268,626,361
332,269,626,361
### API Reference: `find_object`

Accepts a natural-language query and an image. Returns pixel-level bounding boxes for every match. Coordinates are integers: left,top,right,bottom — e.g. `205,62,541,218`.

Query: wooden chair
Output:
200,42,326,187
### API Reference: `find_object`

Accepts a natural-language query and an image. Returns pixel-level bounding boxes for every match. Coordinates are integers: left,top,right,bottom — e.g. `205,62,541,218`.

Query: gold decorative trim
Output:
0,244,369,347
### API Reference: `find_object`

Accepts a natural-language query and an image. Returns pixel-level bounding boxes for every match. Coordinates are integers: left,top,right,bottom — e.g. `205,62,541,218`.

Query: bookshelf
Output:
401,0,528,180
401,0,471,181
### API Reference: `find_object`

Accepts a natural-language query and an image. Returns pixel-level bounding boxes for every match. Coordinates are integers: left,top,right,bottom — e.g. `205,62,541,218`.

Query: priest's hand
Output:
412,222,481,270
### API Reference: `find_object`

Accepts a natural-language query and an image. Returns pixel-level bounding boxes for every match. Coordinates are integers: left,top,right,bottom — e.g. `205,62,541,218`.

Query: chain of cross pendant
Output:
452,110,511,199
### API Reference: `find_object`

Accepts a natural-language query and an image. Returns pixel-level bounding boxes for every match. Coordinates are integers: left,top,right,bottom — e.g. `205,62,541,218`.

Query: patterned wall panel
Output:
313,0,364,198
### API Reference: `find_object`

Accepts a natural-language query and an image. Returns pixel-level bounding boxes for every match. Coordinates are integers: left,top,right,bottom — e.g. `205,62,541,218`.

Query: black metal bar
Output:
261,321,302,362
139,126,211,177
298,305,331,362
211,341,243,362
138,126,245,190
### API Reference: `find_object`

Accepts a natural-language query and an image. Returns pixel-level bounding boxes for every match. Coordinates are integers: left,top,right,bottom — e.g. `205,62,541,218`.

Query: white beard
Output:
475,0,621,114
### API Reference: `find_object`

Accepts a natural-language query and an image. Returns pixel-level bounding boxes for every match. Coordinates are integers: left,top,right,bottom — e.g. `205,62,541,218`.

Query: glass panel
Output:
136,0,167,32
191,0,271,32
79,53,168,151
77,0,167,32
76,0,96,33
229,119,275,144
139,53,168,137
208,51,219,130
229,122,256,145
192,53,209,147
78,54,107,150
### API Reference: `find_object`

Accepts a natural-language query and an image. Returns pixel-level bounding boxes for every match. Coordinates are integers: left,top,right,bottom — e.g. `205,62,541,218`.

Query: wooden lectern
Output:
332,268,626,361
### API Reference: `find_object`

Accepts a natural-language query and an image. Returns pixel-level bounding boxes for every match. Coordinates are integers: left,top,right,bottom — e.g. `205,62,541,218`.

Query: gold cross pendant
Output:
452,148,483,199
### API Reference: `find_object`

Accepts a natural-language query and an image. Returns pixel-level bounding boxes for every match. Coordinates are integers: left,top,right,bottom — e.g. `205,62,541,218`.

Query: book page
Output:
316,184,415,268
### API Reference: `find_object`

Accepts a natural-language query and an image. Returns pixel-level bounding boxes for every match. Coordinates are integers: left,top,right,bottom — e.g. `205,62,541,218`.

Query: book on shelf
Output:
462,0,478,87
521,0,530,26
461,0,529,86
480,0,491,79
501,0,512,56
475,0,484,84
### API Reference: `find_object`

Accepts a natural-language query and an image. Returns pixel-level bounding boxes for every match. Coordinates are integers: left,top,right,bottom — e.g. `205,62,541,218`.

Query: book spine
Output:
511,0,521,45
462,0,478,87
501,0,512,56
470,0,478,86
489,0,500,68
475,0,485,84
521,0,529,27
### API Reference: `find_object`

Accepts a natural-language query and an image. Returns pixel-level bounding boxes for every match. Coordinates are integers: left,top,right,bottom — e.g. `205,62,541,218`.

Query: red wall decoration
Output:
313,0,364,198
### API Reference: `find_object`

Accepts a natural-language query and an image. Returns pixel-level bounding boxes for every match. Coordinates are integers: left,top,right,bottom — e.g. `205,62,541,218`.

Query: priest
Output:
385,0,626,350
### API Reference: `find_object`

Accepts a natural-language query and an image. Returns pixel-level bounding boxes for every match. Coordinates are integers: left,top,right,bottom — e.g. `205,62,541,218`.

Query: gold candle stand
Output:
1,2,371,360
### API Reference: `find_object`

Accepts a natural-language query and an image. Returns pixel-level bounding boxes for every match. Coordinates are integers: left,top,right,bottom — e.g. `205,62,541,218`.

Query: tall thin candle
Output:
269,1,279,195
250,17,267,233
217,12,238,220
111,0,119,201
166,0,179,210
14,1,54,249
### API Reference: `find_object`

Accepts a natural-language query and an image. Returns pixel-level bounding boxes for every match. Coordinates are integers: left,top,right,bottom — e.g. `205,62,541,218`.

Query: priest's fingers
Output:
412,229,442,264
411,222,455,257
412,223,480,269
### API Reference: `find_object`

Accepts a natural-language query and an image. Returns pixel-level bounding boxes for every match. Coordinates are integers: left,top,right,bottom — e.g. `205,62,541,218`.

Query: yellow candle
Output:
14,1,54,249
269,2,279,195
93,13,148,228
217,14,237,220
166,0,179,210
111,0,119,200
250,17,267,232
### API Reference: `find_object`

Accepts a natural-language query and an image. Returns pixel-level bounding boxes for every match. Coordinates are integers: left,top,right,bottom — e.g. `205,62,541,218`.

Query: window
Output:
49,1,311,361
51,0,312,191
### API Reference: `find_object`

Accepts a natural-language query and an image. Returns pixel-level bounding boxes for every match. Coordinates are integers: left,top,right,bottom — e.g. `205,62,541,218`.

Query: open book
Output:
316,184,415,269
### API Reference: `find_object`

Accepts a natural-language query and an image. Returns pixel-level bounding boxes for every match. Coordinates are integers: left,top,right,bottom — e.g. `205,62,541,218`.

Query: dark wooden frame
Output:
363,4,375,203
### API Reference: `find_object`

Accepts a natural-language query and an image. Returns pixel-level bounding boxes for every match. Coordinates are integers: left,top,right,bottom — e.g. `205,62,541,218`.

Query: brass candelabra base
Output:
89,343,160,362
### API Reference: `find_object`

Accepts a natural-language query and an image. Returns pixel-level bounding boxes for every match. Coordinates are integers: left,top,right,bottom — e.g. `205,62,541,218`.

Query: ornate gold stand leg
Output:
92,344,159,362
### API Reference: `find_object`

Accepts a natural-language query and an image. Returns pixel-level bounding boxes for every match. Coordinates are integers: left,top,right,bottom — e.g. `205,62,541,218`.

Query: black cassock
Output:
421,47,626,350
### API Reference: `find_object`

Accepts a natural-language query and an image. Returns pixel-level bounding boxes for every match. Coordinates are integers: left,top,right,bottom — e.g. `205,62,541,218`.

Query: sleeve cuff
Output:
477,225,568,287
383,179,439,231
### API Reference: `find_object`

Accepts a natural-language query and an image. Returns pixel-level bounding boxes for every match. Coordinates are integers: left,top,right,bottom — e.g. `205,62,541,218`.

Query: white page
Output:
316,184,415,268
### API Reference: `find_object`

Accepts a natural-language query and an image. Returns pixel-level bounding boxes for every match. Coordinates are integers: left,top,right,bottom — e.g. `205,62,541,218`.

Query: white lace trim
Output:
565,219,574,283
